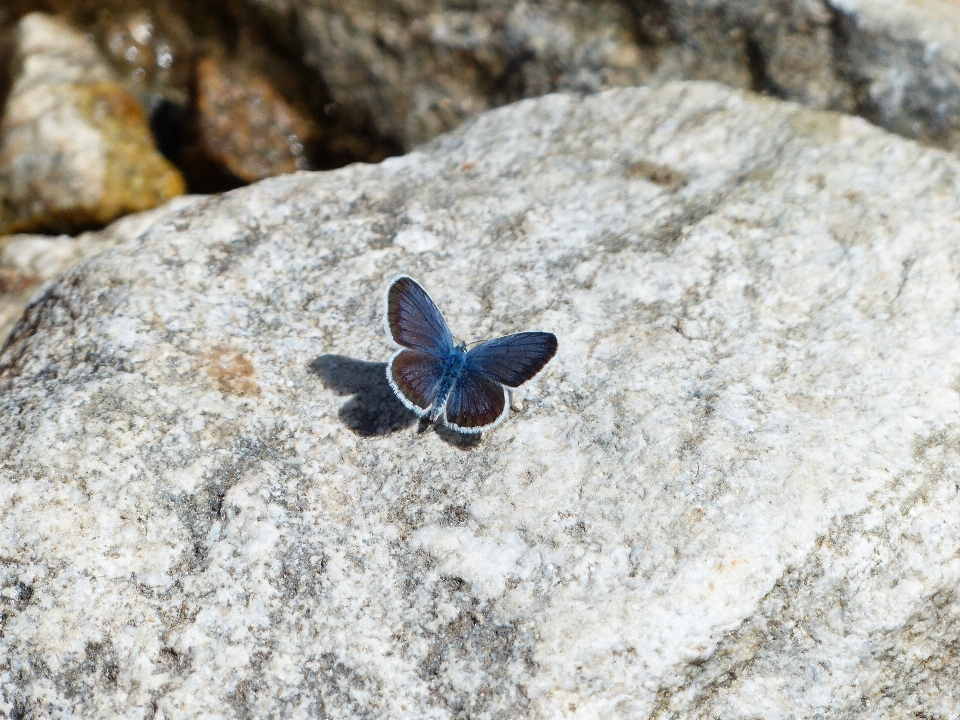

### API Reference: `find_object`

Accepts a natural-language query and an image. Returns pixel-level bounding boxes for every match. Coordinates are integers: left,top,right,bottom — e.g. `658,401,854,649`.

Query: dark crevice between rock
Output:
630,0,678,47
743,33,771,96
825,3,875,130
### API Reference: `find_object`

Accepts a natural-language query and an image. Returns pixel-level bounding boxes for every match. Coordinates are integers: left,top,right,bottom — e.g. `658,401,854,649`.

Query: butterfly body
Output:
424,342,467,423
384,276,558,434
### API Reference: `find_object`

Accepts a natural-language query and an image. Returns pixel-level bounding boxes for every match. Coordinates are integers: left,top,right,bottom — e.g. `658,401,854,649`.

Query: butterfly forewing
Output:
445,369,508,432
465,332,558,388
388,349,445,414
386,276,455,357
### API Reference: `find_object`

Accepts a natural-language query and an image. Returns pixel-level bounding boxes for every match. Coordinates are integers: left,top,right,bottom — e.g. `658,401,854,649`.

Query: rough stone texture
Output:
0,13,186,235
0,196,201,345
244,0,960,154
3,82,960,717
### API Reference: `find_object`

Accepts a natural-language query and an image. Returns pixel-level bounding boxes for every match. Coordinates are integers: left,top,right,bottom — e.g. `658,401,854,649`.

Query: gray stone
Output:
3,81,960,717
246,0,960,154
0,196,202,344
651,0,960,151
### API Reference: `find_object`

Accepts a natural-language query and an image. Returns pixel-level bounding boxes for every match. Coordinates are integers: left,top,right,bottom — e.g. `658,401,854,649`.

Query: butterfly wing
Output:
387,349,446,416
464,332,558,387
444,368,508,433
385,276,455,357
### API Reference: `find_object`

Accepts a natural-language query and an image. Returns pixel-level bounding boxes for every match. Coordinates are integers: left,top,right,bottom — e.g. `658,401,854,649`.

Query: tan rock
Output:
0,13,186,235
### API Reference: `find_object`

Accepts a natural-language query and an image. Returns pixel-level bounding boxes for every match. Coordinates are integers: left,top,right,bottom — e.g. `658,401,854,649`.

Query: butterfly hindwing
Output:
445,369,508,433
386,276,455,357
465,332,558,388
388,349,445,415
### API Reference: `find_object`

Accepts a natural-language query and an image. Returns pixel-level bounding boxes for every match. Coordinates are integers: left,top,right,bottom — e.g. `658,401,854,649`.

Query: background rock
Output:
263,0,656,148
0,2,403,186
646,0,960,151
0,13,186,235
3,82,960,717
181,55,317,191
2,0,957,202
243,0,960,154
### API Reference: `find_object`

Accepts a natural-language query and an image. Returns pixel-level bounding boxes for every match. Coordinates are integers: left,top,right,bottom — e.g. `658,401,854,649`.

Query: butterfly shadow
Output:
308,354,481,450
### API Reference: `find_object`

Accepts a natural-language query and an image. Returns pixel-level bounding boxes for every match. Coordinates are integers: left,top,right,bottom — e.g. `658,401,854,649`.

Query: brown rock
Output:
187,55,315,187
0,13,186,235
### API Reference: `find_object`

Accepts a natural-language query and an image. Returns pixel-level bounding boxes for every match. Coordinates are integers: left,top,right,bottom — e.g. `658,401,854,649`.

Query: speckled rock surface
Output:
0,196,201,345
246,0,960,154
0,13,186,235
3,81,960,718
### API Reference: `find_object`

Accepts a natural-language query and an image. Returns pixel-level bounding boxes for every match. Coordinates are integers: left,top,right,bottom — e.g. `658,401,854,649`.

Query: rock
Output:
831,0,960,150
0,196,202,345
0,13,186,235
247,0,960,154
98,9,192,112
273,0,651,148
3,81,960,717
181,55,317,190
642,0,960,151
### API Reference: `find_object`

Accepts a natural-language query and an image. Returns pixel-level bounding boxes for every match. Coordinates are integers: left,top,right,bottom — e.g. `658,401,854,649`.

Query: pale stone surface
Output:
0,13,186,235
0,197,202,345
3,82,960,718
246,0,960,153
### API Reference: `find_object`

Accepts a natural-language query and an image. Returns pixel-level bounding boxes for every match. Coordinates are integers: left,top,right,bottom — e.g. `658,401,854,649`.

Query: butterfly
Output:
384,276,558,433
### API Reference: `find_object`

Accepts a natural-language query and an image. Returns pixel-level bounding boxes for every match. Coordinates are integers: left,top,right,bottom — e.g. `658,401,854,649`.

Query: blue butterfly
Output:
385,276,558,433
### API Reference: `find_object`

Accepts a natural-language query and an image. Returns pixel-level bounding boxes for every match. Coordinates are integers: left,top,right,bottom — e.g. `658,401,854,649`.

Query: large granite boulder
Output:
2,82,960,717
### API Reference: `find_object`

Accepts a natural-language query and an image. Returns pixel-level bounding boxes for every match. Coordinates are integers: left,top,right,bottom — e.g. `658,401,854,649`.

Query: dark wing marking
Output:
387,350,446,415
465,332,558,388
445,369,508,432
385,276,454,357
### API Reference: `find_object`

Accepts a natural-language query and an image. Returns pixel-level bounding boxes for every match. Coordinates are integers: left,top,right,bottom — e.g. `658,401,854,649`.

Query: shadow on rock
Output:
309,355,484,450
310,355,415,436
430,420,482,450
